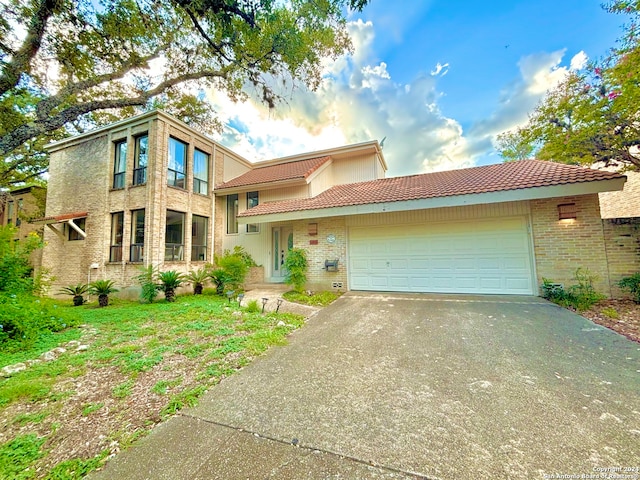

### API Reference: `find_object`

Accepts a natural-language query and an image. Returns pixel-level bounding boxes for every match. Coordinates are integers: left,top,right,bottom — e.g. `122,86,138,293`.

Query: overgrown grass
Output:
283,290,342,306
0,291,306,478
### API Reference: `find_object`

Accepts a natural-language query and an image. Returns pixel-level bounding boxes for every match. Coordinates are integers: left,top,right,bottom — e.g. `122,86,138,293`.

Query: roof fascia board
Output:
237,177,625,224
214,178,307,195
255,141,382,167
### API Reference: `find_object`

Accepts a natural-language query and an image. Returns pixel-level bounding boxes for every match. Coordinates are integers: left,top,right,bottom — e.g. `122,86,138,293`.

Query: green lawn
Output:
0,293,304,479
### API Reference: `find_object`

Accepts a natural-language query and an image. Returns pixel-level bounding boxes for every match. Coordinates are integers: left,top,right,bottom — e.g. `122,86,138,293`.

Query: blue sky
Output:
209,0,625,177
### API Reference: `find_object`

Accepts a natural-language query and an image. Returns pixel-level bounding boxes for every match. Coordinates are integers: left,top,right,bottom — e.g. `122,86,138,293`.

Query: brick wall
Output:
603,218,640,298
291,217,348,291
530,194,611,296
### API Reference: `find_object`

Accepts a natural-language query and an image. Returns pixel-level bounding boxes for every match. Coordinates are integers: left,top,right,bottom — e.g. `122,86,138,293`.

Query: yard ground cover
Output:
0,293,304,479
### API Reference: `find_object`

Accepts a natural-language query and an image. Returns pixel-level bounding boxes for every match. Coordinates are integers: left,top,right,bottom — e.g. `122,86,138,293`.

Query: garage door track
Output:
89,293,640,479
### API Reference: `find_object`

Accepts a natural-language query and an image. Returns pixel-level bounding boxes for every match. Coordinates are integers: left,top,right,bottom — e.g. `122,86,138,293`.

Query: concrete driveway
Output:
90,293,640,480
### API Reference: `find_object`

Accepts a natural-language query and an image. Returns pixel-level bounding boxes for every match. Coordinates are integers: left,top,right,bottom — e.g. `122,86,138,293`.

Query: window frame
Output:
165,210,185,261
130,209,145,262
191,214,208,261
193,149,209,195
113,139,127,189
246,191,259,233
6,201,13,225
226,194,239,234
167,137,187,189
68,218,86,241
109,211,124,262
133,134,148,186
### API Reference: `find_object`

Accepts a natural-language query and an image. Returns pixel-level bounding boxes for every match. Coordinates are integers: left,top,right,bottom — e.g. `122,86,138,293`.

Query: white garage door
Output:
348,217,534,294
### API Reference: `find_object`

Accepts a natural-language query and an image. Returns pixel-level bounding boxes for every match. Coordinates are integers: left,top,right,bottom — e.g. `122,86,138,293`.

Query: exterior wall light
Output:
276,298,284,313
262,297,269,313
558,203,577,221
237,293,244,306
226,290,235,303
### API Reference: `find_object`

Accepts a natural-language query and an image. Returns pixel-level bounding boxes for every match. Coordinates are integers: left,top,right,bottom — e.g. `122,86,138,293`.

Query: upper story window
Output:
68,218,86,241
168,137,187,189
15,199,23,227
6,201,13,224
133,134,148,185
226,194,238,234
246,191,259,233
193,149,209,195
113,139,127,189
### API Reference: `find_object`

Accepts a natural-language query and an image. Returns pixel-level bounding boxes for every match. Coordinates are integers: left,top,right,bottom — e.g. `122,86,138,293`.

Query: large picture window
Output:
168,137,187,188
246,191,259,233
133,134,148,185
193,149,209,195
191,215,208,261
113,139,127,189
110,212,124,262
130,209,145,262
165,210,185,261
226,194,238,234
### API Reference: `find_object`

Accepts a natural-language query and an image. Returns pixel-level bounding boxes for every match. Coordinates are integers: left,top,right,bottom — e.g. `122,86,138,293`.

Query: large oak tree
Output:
0,0,369,187
497,1,640,170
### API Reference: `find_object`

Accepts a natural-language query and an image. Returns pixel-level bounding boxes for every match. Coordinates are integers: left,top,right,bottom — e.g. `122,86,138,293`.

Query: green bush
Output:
157,270,185,302
541,268,605,312
136,265,160,304
284,248,308,293
211,253,248,294
0,227,42,294
224,246,258,267
245,299,260,313
0,294,80,350
89,279,118,307
618,272,640,303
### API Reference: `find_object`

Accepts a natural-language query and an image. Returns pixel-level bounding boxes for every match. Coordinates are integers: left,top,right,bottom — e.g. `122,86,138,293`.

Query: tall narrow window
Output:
130,209,145,262
193,149,209,195
110,212,124,262
133,134,148,185
16,199,23,227
165,210,185,261
168,137,187,188
6,201,13,225
113,139,127,189
226,194,238,234
246,191,259,233
191,215,208,261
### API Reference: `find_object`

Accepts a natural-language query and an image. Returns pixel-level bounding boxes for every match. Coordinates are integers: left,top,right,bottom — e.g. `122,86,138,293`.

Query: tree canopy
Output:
0,0,369,187
497,1,640,170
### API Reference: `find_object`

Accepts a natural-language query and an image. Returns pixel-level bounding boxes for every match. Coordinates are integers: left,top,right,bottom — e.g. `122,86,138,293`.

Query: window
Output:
191,215,208,261
68,218,86,241
165,210,185,261
133,134,148,185
6,201,13,224
193,149,209,195
113,139,127,189
15,199,23,227
168,137,187,188
130,209,145,262
226,194,238,234
110,212,124,262
246,191,259,233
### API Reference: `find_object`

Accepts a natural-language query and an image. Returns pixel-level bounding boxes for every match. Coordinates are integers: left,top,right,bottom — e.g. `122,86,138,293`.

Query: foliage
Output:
0,294,80,351
211,252,249,293
601,306,620,319
157,270,185,302
244,299,260,313
0,0,370,187
136,265,160,304
0,226,42,294
185,266,210,295
283,290,341,306
497,1,640,170
0,434,45,480
89,279,119,307
541,268,606,311
284,248,308,293
223,245,258,267
59,283,89,306
617,272,640,303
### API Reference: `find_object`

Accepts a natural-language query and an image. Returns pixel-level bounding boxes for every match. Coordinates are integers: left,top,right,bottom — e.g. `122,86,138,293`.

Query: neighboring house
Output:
39,110,631,298
1,185,46,237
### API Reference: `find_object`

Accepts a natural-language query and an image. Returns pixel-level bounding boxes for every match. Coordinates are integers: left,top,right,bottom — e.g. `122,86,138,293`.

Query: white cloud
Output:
430,62,450,77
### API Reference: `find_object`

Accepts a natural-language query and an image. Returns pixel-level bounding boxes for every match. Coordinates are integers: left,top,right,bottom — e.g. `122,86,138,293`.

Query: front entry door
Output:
272,226,293,279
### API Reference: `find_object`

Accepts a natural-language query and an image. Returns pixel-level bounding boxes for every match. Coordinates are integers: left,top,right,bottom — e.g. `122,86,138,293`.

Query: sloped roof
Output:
239,160,625,217
216,156,331,190
31,211,88,224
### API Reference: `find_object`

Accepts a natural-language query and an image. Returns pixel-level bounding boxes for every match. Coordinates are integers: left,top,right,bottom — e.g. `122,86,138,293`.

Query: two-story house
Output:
39,110,634,298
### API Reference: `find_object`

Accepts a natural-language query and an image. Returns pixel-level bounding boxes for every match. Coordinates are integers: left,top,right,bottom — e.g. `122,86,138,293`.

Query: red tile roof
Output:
216,156,331,189
31,212,88,224
239,160,625,217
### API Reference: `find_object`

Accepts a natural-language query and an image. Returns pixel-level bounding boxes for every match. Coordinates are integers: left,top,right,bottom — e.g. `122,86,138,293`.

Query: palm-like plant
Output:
59,283,89,306
89,279,119,307
157,270,185,302
185,267,209,295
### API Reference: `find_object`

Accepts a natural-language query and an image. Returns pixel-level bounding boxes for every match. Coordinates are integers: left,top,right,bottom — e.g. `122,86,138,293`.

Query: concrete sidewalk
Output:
89,293,640,480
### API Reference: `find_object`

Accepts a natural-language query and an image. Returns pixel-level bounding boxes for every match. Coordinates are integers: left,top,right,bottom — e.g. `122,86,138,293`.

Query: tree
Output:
497,1,640,170
0,0,369,187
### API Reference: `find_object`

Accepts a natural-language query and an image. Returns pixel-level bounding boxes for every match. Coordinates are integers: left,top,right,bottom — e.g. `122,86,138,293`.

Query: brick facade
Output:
603,218,640,298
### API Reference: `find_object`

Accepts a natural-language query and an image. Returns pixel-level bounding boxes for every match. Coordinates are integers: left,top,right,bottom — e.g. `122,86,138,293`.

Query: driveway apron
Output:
90,293,640,479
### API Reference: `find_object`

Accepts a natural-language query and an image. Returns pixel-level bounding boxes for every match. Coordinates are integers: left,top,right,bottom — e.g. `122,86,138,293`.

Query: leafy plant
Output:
210,253,248,294
245,299,260,313
136,265,160,304
59,283,89,306
283,290,341,306
89,279,118,307
0,227,42,294
541,268,605,312
157,270,185,302
618,272,640,303
284,248,308,293
185,267,210,295
223,246,258,267
601,307,619,319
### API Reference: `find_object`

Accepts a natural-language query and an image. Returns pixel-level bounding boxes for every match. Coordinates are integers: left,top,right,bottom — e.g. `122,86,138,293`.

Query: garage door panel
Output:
349,217,534,295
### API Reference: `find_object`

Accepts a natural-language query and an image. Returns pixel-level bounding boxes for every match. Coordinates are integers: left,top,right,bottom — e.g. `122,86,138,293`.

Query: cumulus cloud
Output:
430,62,450,77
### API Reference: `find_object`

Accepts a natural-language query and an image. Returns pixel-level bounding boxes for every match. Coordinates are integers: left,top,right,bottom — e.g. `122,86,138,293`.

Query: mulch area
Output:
580,299,640,344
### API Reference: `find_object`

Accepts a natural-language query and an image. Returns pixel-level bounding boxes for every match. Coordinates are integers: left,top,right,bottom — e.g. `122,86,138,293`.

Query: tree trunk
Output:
194,283,203,295
98,294,109,307
165,288,176,302
73,295,84,306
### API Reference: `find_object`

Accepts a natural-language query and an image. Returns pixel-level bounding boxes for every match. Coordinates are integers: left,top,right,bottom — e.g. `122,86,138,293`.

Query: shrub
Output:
245,299,260,313
618,272,640,303
224,246,258,267
185,267,210,295
0,227,42,294
89,279,118,307
541,268,605,312
157,270,185,302
211,253,248,293
59,284,89,306
136,265,160,303
284,248,308,293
